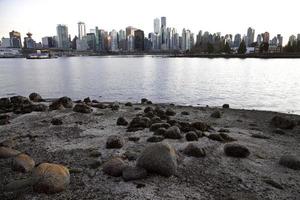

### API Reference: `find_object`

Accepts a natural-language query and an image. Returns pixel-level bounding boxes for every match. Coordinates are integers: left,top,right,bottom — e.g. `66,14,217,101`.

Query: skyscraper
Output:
154,18,160,34
161,17,167,49
233,34,242,48
246,27,255,47
78,22,86,40
134,29,144,51
9,30,22,48
110,30,118,52
56,24,69,49
126,26,136,38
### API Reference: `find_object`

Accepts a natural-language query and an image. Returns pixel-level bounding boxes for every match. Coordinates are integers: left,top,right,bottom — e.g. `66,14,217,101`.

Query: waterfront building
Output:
110,30,118,52
126,26,136,38
233,34,241,48
78,22,86,40
56,24,69,49
23,32,36,49
256,34,262,45
86,33,96,51
127,35,134,52
76,36,88,51
118,29,126,51
154,18,160,34
42,37,54,48
160,17,167,50
0,37,11,48
246,27,255,47
262,32,270,44
134,29,144,51
277,34,283,47
289,35,296,45
9,30,22,48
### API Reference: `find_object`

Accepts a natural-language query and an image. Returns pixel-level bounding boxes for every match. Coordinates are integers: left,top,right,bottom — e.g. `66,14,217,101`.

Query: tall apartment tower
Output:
56,24,69,49
78,22,86,40
154,18,160,34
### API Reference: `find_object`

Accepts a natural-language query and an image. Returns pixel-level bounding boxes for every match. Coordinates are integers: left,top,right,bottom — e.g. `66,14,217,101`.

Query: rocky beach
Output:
0,94,300,200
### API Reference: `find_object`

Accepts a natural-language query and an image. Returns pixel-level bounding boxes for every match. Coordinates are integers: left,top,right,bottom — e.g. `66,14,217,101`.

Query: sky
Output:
0,0,299,44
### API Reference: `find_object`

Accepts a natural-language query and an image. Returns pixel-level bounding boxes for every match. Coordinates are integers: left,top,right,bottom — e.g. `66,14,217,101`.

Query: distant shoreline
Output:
2,52,300,59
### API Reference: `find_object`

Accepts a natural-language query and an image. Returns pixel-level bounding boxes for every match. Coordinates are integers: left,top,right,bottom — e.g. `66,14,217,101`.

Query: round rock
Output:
12,153,35,173
224,143,250,158
106,135,125,149
102,157,126,177
164,126,182,139
183,143,206,158
137,143,177,177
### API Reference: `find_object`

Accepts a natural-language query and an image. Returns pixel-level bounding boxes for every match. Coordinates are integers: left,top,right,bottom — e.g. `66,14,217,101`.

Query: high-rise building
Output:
126,26,136,38
161,17,166,28
118,29,126,50
233,34,242,48
160,17,167,49
110,30,118,52
86,33,96,51
23,32,36,49
56,24,69,49
154,18,160,34
134,29,144,51
76,36,88,51
246,27,255,47
78,22,86,40
262,32,270,43
9,30,22,48
42,37,54,48
257,34,262,45
277,34,283,47
289,35,296,45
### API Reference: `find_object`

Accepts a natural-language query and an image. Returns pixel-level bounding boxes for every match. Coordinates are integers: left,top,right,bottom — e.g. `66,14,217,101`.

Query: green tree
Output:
238,40,247,54
207,43,214,54
259,42,269,53
223,42,232,54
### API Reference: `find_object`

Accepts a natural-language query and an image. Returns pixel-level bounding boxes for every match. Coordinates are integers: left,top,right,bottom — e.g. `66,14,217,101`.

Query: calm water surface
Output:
0,56,299,114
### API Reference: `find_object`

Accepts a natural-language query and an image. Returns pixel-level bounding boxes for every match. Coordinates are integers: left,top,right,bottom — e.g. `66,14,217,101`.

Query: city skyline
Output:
1,0,300,44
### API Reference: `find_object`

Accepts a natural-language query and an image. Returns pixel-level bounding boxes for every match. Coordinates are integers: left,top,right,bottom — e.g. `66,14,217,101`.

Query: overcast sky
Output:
0,0,299,44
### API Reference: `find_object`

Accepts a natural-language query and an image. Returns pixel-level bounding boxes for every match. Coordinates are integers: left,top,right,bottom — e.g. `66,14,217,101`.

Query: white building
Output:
78,22,86,40
1,37,11,48
110,30,118,52
154,18,160,34
76,36,88,51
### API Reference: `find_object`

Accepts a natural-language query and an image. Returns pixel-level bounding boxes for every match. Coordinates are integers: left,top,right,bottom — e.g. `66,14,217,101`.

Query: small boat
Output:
26,50,57,59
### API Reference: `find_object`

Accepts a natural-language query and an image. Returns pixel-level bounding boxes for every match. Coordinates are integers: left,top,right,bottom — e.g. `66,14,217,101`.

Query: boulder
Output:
51,118,63,125
83,97,91,104
154,127,167,136
0,114,10,125
106,135,125,149
73,103,93,113
141,98,148,104
166,108,176,116
117,117,128,126
271,116,295,129
164,126,182,139
29,93,43,102
124,151,139,161
147,136,164,143
144,111,155,119
279,155,300,170
10,96,28,106
191,121,209,131
211,110,221,118
127,117,151,132
12,153,35,173
49,100,65,110
154,107,168,120
111,102,120,111
33,163,70,194
32,104,48,112
144,106,154,113
185,131,198,141
91,103,107,109
122,166,147,181
222,104,230,109
181,111,190,115
0,146,20,158
150,123,171,132
224,143,250,158
102,157,126,177
208,133,224,142
58,96,73,108
183,143,206,158
0,98,12,109
128,136,140,142
150,116,162,125
125,102,133,107
137,143,177,177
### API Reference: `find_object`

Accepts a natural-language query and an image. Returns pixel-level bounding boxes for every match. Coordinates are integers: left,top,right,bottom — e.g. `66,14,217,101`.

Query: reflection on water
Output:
0,56,299,114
